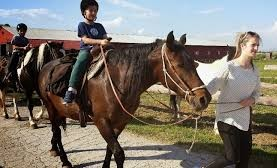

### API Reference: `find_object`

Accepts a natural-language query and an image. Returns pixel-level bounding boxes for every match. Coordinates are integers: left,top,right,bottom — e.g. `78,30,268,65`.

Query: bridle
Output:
100,44,205,153
47,43,65,60
161,43,206,101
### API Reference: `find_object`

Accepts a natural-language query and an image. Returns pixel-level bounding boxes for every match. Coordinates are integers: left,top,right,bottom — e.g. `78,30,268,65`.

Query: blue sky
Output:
1,0,277,51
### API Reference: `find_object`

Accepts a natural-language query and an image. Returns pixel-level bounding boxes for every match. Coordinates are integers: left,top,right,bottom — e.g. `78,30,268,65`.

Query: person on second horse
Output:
4,23,31,92
63,0,110,104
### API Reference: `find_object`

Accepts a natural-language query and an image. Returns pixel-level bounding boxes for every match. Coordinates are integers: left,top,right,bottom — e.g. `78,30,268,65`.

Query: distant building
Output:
0,25,235,62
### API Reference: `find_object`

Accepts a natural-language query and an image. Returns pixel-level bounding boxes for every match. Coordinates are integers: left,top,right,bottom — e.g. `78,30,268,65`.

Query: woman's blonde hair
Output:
233,31,262,69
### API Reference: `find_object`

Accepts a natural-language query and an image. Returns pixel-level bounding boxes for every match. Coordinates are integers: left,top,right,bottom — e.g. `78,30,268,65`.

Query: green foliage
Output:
272,52,277,59
254,59,277,84
255,53,266,60
126,92,277,166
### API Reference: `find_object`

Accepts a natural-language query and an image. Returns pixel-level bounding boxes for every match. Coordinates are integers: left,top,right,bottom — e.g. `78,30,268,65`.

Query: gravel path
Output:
0,106,218,168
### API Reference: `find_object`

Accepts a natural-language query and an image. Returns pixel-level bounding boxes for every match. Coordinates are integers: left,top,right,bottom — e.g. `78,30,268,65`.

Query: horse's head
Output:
155,31,211,111
35,41,65,71
46,41,66,59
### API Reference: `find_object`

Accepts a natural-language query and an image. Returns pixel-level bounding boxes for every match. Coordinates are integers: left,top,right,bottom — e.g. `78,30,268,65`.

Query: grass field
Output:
126,91,277,167
254,59,277,84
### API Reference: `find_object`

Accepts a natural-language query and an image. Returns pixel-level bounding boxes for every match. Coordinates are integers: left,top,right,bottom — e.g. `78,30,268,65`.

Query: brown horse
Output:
38,31,212,168
0,42,65,128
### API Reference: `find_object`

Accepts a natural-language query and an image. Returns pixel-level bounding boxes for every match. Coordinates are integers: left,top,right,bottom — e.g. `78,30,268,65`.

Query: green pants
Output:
69,50,90,88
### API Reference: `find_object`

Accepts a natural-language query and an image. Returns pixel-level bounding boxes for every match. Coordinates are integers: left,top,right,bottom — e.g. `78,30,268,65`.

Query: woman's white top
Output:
207,60,260,131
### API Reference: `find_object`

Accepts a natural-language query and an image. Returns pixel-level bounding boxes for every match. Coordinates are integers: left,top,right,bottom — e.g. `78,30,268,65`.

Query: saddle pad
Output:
47,60,74,97
87,50,111,80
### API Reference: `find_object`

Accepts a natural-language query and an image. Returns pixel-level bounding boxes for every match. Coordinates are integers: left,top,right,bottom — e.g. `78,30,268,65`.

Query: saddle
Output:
47,45,112,97
46,45,113,127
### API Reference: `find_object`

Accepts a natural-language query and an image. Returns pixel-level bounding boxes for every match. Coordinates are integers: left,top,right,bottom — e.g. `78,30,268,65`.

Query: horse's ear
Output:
179,33,187,45
166,31,175,50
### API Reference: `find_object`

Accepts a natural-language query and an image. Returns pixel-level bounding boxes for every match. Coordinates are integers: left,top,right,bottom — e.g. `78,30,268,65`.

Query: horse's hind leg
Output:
96,119,125,168
170,95,179,120
176,96,182,118
12,96,21,121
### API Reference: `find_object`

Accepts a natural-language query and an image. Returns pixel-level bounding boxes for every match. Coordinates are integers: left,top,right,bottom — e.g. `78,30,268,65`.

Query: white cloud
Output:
137,28,145,35
0,8,63,21
108,0,159,17
271,21,277,32
102,17,123,29
199,8,224,14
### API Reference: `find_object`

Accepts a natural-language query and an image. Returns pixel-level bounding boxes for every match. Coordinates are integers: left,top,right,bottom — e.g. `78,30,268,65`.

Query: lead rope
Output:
186,115,200,154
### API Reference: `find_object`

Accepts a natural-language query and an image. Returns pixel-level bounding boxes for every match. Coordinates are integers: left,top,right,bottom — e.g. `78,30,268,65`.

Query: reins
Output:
100,44,204,153
100,45,196,126
161,44,206,101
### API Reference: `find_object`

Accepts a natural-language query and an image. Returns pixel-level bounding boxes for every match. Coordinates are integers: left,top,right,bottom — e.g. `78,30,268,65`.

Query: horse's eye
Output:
177,63,185,68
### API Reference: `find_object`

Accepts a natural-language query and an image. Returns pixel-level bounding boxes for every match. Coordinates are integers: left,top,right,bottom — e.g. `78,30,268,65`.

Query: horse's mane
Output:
21,43,61,72
106,40,162,98
107,40,162,65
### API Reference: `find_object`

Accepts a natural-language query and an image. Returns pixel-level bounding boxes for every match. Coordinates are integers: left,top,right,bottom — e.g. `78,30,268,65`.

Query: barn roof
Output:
3,26,79,41
2,26,228,46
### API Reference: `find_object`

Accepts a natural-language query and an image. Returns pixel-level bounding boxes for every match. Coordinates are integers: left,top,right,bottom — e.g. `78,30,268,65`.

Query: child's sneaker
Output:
63,90,76,104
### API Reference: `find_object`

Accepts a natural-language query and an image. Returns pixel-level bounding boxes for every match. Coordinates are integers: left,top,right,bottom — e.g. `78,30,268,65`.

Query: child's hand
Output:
24,44,31,50
100,39,110,46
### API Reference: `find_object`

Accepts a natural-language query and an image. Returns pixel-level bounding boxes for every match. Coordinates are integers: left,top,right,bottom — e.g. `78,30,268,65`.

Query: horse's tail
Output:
61,117,67,131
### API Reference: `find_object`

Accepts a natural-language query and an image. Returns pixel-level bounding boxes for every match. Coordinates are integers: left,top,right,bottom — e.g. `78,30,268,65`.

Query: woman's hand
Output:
240,97,255,107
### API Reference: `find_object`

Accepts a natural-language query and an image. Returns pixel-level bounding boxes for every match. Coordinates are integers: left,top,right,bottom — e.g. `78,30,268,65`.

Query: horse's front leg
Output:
96,119,125,168
102,128,124,168
0,89,9,119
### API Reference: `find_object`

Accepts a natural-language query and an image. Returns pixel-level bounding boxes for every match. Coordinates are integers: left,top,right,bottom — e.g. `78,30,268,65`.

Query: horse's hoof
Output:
49,150,60,157
2,114,9,119
31,123,38,129
62,166,72,168
102,162,111,168
33,117,40,121
62,162,72,168
15,116,22,121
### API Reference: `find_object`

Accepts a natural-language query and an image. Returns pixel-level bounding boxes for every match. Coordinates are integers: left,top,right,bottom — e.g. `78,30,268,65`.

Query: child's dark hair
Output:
80,0,99,17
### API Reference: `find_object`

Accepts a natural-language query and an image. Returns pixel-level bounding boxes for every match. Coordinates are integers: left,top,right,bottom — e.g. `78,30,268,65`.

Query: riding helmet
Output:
16,23,28,31
80,0,99,16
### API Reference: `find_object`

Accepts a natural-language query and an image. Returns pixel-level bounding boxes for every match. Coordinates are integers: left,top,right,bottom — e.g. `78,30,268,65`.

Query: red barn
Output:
0,25,79,53
0,25,235,62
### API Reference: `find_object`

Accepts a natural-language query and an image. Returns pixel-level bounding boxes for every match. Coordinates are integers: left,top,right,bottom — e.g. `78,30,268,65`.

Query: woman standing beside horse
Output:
203,31,261,168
